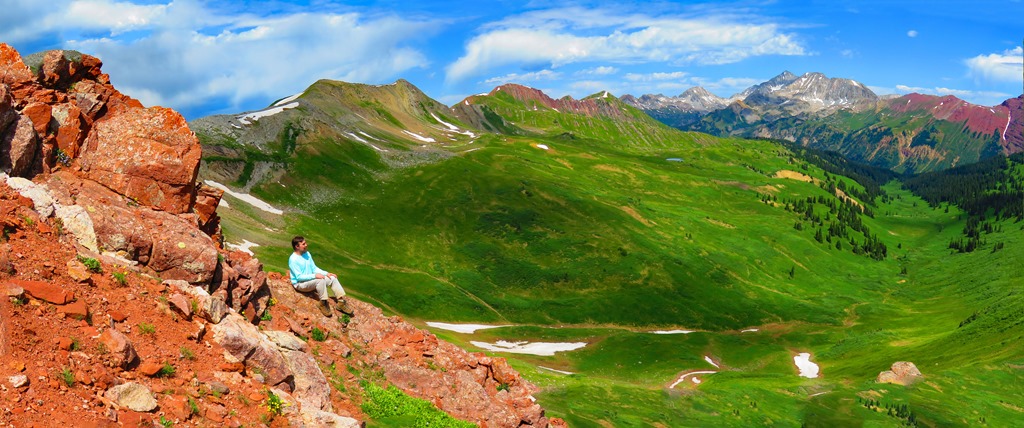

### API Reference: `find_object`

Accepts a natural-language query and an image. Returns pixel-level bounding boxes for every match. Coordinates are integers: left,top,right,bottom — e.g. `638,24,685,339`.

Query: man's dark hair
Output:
292,236,305,250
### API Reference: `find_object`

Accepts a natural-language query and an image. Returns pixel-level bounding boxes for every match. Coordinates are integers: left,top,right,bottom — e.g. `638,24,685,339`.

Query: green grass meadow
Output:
202,87,1024,426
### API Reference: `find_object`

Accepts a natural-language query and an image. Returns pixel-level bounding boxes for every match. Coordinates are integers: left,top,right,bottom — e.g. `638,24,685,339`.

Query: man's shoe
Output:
318,300,332,317
335,299,354,316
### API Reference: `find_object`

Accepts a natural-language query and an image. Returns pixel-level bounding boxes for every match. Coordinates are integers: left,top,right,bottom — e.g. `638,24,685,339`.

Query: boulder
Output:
45,173,152,261
57,299,89,320
167,278,227,323
67,79,142,121
0,44,37,99
44,173,217,283
264,330,309,352
139,361,164,377
29,50,103,90
211,313,293,389
98,328,138,369
50,103,85,158
20,102,51,137
10,278,72,304
141,208,218,284
877,361,923,385
168,293,193,319
104,382,157,412
6,175,55,217
8,374,28,388
79,106,201,214
1,114,38,177
54,203,98,252
283,349,332,412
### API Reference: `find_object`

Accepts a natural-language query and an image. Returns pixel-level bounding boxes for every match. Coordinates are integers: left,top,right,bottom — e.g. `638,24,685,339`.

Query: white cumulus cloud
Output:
2,0,436,118
965,46,1023,83
446,6,806,82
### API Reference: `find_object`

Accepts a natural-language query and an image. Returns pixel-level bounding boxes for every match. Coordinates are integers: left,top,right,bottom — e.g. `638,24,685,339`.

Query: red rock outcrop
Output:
0,44,38,100
79,106,201,213
345,298,550,427
0,43,556,428
38,171,219,284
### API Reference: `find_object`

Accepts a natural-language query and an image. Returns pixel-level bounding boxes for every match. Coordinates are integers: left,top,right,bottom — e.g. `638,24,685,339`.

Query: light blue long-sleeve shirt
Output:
289,251,327,285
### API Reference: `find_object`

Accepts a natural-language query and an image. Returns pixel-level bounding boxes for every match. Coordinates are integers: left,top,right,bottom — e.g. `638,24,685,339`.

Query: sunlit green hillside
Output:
193,80,1024,427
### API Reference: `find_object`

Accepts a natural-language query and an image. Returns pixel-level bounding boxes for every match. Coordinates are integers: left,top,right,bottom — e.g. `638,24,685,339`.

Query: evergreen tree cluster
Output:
947,217,1005,253
906,153,1023,253
768,182,888,261
904,153,1024,219
858,398,919,427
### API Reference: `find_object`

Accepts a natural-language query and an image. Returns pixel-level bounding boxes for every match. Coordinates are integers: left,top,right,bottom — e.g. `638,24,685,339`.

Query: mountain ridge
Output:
622,71,1022,173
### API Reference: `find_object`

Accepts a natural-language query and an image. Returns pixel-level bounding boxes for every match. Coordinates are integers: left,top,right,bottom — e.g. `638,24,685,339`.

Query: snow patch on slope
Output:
470,340,587,356
204,180,283,215
402,130,435,143
237,102,299,125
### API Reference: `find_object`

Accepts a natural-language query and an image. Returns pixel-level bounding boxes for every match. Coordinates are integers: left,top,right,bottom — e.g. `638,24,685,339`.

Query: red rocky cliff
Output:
0,44,561,427
0,44,214,281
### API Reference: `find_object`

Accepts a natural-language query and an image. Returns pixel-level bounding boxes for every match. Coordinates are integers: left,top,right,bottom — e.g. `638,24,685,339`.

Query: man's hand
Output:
327,273,337,278
315,273,325,279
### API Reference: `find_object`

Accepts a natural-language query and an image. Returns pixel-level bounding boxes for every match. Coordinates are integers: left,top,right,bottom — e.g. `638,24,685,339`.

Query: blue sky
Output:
3,0,1021,119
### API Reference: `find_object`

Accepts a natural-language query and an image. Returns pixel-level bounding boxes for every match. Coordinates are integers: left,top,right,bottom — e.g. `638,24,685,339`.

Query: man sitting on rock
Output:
288,236,354,317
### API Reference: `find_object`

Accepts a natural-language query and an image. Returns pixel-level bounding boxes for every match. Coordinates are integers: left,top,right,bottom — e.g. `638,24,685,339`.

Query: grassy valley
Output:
194,80,1024,426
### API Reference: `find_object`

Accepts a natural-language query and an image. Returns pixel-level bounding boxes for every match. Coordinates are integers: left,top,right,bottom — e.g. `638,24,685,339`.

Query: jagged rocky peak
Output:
736,70,800,99
620,86,727,113
676,87,729,110
742,71,877,112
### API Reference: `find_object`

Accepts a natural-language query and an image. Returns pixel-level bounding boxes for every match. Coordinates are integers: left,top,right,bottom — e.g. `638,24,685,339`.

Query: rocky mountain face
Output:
0,44,557,427
191,78,478,190
741,71,878,115
622,71,878,126
620,87,729,128
624,71,1022,173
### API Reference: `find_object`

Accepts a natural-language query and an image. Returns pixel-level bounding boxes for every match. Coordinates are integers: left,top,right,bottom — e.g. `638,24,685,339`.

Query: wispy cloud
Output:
575,66,619,76
624,71,688,82
1,0,437,117
484,69,561,85
965,46,1023,83
906,30,918,38
446,6,806,82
